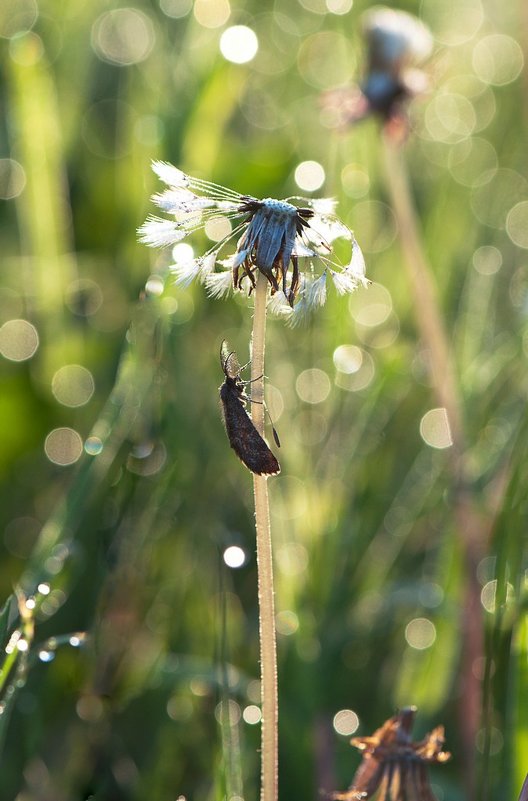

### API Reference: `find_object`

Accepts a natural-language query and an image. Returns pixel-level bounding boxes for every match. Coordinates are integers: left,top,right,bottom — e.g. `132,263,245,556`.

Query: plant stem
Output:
382,135,484,801
251,272,278,801
382,137,464,461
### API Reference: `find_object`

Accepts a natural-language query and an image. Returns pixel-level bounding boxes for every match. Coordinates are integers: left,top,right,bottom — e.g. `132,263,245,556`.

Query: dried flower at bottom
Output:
138,161,367,325
333,707,450,801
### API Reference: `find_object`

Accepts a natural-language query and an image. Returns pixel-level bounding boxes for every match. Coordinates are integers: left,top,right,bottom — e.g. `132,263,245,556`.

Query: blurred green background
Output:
0,0,527,799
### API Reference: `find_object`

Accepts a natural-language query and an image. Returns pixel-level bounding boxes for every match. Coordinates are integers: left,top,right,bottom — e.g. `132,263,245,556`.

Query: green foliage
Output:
0,0,526,799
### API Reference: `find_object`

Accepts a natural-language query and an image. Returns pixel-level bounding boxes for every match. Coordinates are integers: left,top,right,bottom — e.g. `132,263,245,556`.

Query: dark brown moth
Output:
219,342,280,476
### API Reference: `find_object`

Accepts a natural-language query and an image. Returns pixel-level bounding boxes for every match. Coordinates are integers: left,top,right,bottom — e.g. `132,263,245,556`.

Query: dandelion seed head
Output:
152,160,189,188
267,290,293,318
139,162,365,322
330,270,358,295
261,198,298,216
138,216,188,247
306,272,328,308
348,240,369,286
205,270,233,299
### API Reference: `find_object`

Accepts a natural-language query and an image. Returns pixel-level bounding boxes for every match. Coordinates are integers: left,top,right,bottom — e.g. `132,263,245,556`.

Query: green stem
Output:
251,273,278,801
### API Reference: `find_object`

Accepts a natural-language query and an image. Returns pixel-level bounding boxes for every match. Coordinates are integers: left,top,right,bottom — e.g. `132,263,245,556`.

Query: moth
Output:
219,342,280,476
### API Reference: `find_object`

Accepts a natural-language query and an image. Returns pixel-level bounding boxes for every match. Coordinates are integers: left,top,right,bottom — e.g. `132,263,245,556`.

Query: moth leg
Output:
246,398,281,448
241,373,263,385
289,255,300,307
281,256,289,297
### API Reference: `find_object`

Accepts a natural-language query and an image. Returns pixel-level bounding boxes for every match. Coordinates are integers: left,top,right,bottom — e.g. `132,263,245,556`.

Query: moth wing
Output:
220,387,280,476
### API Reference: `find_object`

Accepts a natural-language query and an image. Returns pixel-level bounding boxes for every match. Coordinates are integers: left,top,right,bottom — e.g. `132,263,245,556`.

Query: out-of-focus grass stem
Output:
382,134,484,800
251,273,278,801
382,136,464,459
7,37,77,374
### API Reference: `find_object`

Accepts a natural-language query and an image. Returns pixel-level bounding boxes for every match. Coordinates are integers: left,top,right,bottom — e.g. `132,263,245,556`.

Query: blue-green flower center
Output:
261,198,297,216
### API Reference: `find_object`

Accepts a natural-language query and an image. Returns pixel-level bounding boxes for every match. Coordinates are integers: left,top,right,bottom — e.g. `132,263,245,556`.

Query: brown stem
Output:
251,272,278,801
382,135,484,801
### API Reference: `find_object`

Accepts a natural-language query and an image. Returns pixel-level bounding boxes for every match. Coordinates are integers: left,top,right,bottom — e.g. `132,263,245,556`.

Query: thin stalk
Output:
251,272,278,801
382,137,464,460
382,135,484,800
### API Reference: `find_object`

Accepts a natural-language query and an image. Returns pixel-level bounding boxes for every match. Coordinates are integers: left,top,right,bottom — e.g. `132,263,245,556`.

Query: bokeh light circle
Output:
0,159,26,199
294,161,325,192
506,202,528,249
204,216,232,241
421,0,483,47
472,34,523,86
476,727,503,755
295,368,331,404
214,699,241,725
333,344,363,374
145,275,165,297
335,349,375,392
220,25,258,64
160,0,193,18
349,283,392,327
92,8,155,66
85,436,104,456
448,137,498,188
223,546,246,568
276,610,299,635
471,169,528,230
326,0,353,13
425,93,476,144
44,428,84,466
298,31,355,89
51,365,95,408
194,0,230,28
276,543,308,577
243,705,262,724
333,709,359,735
472,246,502,275
341,164,370,198
0,0,38,39
66,279,104,317
480,579,514,613
405,617,436,650
172,242,195,264
419,408,453,449
0,319,39,361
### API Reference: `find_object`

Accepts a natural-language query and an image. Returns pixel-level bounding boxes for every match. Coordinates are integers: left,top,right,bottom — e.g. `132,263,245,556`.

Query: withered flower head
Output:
324,8,432,135
333,707,450,801
138,161,367,326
